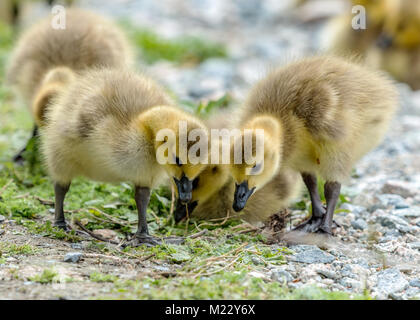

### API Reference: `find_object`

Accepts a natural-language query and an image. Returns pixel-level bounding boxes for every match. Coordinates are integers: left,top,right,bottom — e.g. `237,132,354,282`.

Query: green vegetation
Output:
30,268,59,284
0,242,37,256
90,271,119,283
120,21,227,65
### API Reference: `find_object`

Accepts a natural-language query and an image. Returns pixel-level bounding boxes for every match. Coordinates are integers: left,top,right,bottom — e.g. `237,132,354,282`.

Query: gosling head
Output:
150,106,209,204
230,115,282,212
377,0,420,49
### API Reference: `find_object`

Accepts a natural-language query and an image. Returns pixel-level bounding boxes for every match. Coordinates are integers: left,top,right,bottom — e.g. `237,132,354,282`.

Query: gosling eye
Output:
212,166,218,174
175,156,182,166
250,162,262,175
192,177,200,190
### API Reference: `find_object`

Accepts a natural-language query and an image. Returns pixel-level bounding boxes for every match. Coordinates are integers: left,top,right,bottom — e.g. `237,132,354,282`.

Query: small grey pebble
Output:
251,256,264,265
64,252,82,263
271,269,293,283
409,242,420,250
351,218,368,230
376,268,409,295
409,279,420,288
289,245,335,264
317,269,338,280
0,215,5,223
71,243,83,250
0,229,4,236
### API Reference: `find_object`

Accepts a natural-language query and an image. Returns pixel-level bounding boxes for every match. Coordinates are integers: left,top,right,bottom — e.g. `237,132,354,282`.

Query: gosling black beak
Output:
174,200,198,223
233,181,255,212
174,175,193,204
376,33,393,49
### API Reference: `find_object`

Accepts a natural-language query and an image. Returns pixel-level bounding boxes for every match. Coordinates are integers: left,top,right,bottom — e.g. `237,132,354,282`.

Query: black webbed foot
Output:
53,220,71,231
128,233,162,247
294,216,324,233
294,216,340,234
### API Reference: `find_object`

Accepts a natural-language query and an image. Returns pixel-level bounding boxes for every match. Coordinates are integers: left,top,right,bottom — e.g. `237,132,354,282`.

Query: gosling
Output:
229,56,398,235
6,8,132,162
324,0,392,57
41,68,208,245
174,109,302,224
365,0,420,90
174,163,302,225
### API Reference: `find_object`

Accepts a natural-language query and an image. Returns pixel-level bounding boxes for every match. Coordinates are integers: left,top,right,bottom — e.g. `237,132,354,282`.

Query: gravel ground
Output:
2,0,419,300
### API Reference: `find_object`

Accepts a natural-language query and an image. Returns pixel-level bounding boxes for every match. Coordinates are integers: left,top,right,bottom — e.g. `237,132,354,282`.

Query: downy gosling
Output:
6,8,132,162
229,56,398,235
174,163,302,225
174,109,302,224
41,68,208,245
365,0,420,90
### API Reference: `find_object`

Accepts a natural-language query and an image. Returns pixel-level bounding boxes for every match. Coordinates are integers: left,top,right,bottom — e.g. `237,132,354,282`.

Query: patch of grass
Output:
120,21,227,65
102,272,368,300
30,268,59,284
0,242,37,257
182,93,233,116
90,271,119,283
17,219,81,243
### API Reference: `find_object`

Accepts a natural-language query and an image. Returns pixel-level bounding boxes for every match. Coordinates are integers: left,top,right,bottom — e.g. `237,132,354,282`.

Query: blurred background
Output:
2,0,420,110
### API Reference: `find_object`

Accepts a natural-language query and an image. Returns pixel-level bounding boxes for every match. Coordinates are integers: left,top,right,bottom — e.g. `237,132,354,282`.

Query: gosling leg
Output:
53,182,71,230
131,186,160,246
294,172,325,232
13,126,38,164
319,181,341,234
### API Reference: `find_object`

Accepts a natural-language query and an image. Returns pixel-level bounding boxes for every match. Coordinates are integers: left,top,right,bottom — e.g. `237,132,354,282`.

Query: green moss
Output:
30,268,59,284
0,242,37,256
90,271,119,283
120,21,227,65
17,219,81,242
99,272,368,300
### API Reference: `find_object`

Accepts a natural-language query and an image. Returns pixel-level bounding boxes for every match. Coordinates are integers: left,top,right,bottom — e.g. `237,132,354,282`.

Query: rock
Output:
351,218,368,230
340,277,362,289
389,292,406,300
405,287,420,298
409,242,420,250
377,214,414,233
92,229,118,240
376,194,410,209
64,252,82,263
71,243,83,250
153,265,170,272
340,203,366,216
0,229,4,236
0,215,5,223
341,264,369,279
251,256,264,265
409,279,420,288
289,245,335,264
394,207,420,218
376,268,409,296
271,269,293,283
316,267,338,280
381,181,416,198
